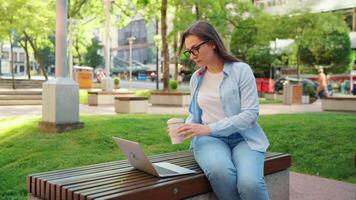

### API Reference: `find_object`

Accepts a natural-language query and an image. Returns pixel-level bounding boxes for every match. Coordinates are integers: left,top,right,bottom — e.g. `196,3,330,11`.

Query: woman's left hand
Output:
177,123,211,140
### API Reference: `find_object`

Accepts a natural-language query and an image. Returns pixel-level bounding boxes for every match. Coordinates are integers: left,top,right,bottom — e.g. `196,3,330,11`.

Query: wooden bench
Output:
115,96,149,114
27,151,291,200
88,91,135,106
321,96,356,112
150,91,191,107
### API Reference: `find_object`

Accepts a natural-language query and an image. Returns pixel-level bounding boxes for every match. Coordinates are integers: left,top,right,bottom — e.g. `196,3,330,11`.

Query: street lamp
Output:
127,36,136,88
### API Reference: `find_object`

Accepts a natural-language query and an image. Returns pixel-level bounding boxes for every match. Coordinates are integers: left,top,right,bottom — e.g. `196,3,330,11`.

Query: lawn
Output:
79,89,88,104
259,98,283,104
0,113,355,199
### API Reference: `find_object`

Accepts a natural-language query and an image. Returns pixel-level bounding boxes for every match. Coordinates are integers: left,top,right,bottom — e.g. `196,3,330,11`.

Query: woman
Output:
176,21,270,200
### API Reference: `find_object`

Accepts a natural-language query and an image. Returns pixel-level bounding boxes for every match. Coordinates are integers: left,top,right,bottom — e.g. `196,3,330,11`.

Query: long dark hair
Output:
179,20,241,63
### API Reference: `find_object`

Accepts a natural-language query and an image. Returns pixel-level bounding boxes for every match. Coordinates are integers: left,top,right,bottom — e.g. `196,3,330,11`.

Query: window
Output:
12,52,17,61
19,53,25,62
1,52,9,59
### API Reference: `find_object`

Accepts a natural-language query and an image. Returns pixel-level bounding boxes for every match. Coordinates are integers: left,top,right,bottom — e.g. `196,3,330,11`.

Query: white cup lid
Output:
167,118,185,124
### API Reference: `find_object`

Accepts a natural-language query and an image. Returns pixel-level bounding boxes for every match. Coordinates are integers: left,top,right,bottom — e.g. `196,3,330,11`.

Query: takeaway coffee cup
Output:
167,118,185,144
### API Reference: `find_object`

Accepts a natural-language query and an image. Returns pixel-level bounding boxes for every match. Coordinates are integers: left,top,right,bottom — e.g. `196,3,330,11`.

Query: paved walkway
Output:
0,100,323,117
0,101,355,199
290,172,355,200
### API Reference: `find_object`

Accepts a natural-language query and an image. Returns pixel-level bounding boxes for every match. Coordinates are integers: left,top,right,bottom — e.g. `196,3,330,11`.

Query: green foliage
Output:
292,12,352,73
246,46,275,75
178,54,196,72
230,18,258,60
230,6,276,61
303,83,315,97
83,38,104,69
169,79,178,90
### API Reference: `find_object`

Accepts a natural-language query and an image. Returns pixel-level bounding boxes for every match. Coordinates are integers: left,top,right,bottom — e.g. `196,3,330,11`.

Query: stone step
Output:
0,90,42,95
0,79,46,89
0,95,42,100
0,100,42,105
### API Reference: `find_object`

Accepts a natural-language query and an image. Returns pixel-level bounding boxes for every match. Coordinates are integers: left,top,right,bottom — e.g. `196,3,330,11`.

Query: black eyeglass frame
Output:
183,40,209,58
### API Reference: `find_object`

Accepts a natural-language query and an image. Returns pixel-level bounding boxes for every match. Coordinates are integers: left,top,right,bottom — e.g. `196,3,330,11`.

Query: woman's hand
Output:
177,123,211,140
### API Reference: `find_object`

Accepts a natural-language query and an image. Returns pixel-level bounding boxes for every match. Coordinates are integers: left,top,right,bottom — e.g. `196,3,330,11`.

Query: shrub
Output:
169,80,178,90
113,78,120,86
303,83,315,97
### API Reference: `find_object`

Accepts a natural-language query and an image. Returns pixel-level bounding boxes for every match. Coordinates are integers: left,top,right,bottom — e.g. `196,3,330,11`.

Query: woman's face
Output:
184,35,216,68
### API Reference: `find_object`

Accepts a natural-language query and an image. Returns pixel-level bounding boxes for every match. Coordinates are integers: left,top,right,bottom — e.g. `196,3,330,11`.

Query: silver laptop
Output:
113,137,196,177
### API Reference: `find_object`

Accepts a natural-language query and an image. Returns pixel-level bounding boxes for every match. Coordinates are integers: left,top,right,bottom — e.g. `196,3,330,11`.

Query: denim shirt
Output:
186,62,269,152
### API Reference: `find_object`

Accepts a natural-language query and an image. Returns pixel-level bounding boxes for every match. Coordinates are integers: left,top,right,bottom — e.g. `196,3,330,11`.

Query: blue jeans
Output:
192,133,269,200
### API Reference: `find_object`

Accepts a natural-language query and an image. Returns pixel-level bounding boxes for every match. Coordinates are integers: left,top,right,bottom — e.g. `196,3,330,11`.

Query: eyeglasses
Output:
183,40,209,58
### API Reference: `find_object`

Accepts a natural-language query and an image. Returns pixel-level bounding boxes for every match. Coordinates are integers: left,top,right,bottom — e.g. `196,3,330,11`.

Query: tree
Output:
161,0,169,91
83,37,104,69
0,0,28,88
292,12,353,74
20,0,55,80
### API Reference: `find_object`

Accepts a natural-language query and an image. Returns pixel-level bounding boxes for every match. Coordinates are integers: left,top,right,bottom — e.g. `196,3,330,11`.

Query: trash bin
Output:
283,84,302,105
73,66,93,89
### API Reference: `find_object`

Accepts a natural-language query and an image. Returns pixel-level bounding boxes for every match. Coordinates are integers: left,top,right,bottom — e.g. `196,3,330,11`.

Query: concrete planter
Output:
321,97,356,112
263,92,284,101
88,91,134,106
150,91,191,107
115,96,148,113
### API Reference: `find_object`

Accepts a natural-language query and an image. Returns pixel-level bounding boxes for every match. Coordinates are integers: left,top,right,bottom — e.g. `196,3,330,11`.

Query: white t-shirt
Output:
197,70,225,125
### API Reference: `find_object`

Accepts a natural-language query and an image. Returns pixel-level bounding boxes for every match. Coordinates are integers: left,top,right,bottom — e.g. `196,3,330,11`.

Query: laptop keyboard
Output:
153,165,179,175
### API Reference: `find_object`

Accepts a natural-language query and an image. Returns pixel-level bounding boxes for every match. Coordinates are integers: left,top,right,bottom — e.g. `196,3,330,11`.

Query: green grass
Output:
79,89,88,104
135,89,152,98
0,113,355,199
259,98,283,104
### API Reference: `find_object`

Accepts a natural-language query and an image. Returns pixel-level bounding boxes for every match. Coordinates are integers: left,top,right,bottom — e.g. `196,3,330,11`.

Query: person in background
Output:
174,20,270,200
316,68,328,98
96,68,105,83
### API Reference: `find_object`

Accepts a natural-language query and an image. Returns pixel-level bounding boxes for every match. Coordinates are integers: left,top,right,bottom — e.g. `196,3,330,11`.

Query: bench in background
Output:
115,96,149,114
28,151,291,200
321,96,356,112
88,91,135,106
150,91,191,107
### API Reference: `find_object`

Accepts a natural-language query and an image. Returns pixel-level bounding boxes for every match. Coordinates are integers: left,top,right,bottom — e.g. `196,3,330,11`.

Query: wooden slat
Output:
85,165,201,200
28,151,291,200
77,164,199,200
30,152,193,199
31,151,191,178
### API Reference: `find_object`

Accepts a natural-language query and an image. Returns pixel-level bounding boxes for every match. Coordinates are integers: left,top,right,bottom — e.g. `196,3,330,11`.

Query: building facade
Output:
112,18,157,66
0,43,32,75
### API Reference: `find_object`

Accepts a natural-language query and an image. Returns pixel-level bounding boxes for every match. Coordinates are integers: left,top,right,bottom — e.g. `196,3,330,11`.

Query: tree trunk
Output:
19,38,31,80
34,49,48,80
155,18,159,90
195,2,200,20
25,40,31,80
173,33,178,80
9,33,16,89
0,43,3,76
161,0,169,91
296,46,301,79
75,39,82,65
24,31,48,80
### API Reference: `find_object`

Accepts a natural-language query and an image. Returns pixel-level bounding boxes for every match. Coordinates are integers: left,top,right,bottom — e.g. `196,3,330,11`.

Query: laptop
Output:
113,137,196,177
